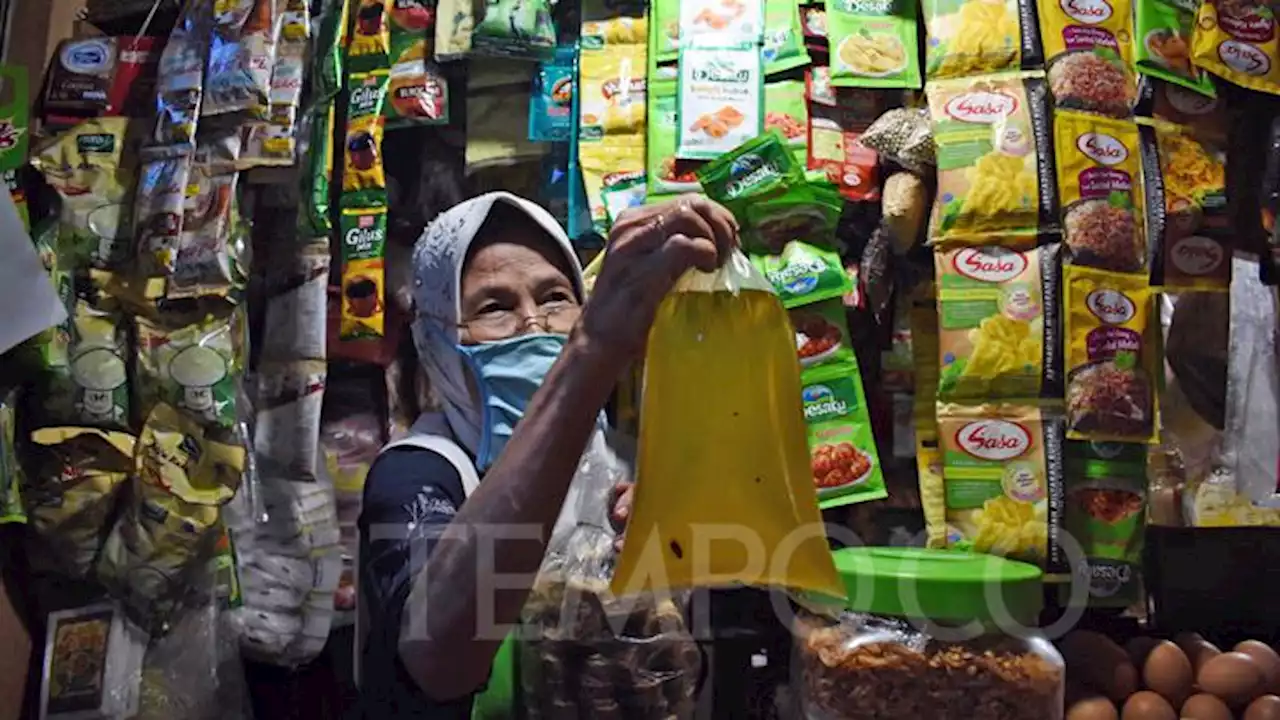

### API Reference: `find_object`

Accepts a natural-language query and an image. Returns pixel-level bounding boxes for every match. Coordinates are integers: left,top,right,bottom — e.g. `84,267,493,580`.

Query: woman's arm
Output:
398,333,622,699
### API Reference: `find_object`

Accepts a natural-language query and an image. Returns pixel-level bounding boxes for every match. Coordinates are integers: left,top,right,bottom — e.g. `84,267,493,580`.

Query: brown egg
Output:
1063,630,1141,703
1068,695,1120,720
1176,633,1224,674
1244,695,1280,720
1237,641,1280,695
1181,693,1233,720
1143,641,1194,707
1128,637,1162,667
1122,691,1177,720
1197,651,1265,706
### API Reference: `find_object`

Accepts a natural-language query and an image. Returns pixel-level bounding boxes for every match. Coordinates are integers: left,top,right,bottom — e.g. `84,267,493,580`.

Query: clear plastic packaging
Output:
794,610,1064,720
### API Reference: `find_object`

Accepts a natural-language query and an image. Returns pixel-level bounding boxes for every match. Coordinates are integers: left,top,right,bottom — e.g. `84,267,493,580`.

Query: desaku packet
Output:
647,81,704,196
1134,0,1215,97
764,80,808,153
763,0,811,75
790,298,856,369
676,44,763,160
801,362,887,508
825,0,922,89
752,241,852,308
1061,440,1148,608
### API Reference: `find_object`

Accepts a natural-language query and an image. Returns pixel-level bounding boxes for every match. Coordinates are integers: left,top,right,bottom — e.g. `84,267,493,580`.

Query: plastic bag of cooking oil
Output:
611,251,844,599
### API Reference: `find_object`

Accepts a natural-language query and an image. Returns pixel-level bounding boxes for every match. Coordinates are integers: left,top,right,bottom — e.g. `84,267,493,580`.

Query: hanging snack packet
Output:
1054,111,1145,272
917,439,946,548
242,1,311,166
937,402,1066,570
927,71,1057,246
26,426,136,577
806,69,886,200
611,252,844,597
386,0,448,127
204,0,279,118
135,312,243,429
302,104,337,236
155,0,213,145
170,154,240,299
764,80,808,151
579,47,647,141
472,0,558,59
339,206,388,340
1139,119,1230,290
676,45,763,160
790,299,855,369
825,0,922,89
0,390,21,524
42,298,131,431
313,0,350,103
1134,0,1215,96
1063,265,1157,443
652,0,681,63
763,0,811,75
752,241,852,307
581,142,646,236
801,362,887,508
647,82,704,195
135,145,194,278
30,118,135,270
679,0,764,46
936,242,1062,400
135,403,245,504
342,70,390,207
922,0,1043,79
349,0,394,70
529,47,575,142
1191,0,1280,97
1040,0,1136,117
580,0,648,48
1062,440,1147,608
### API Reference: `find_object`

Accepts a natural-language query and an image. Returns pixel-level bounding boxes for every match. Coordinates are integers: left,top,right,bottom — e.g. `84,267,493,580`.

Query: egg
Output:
1176,633,1223,674
1143,641,1194,707
1197,651,1265,706
1181,693,1233,720
1068,696,1120,720
1121,691,1177,720
1244,695,1280,720
1062,630,1140,703
1127,637,1161,667
1237,641,1280,695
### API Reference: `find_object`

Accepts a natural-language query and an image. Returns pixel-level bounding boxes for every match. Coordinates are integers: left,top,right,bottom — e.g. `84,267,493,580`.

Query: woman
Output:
358,191,738,717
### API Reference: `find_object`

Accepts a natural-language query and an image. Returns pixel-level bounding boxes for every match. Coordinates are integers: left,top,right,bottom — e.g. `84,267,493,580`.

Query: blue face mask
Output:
456,333,567,471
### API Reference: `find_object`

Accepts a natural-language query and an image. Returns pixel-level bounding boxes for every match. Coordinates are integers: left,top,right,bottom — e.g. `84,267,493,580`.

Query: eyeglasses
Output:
459,303,582,341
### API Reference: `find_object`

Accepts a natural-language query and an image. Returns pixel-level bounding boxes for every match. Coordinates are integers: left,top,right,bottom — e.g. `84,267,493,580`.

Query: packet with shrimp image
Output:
611,251,844,598
676,45,763,160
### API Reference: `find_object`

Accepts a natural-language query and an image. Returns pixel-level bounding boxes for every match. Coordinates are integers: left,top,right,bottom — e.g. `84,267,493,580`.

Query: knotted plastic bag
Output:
611,251,844,598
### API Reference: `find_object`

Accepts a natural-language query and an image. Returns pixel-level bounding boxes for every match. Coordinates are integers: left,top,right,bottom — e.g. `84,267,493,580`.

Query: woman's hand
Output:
575,195,739,366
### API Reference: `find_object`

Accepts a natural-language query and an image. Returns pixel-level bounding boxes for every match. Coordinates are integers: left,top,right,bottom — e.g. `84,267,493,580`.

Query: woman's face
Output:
458,222,581,344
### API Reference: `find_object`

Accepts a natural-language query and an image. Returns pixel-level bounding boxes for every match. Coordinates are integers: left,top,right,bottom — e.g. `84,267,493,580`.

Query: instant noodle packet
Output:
386,0,448,127
1054,111,1146,272
1063,265,1158,444
581,142,646,235
529,47,575,142
764,80,808,152
752,241,852,306
611,251,844,598
647,81,705,195
801,361,888,508
348,0,393,70
1191,0,1280,97
927,71,1057,246
937,402,1066,571
679,0,764,46
1135,0,1215,96
1061,440,1147,608
579,47,647,141
339,206,388,340
763,0,811,75
677,45,763,159
1039,0,1136,117
342,69,390,207
472,0,558,59
26,426,136,577
135,311,243,429
921,0,1043,79
935,242,1063,401
1139,118,1231,290
826,0,922,88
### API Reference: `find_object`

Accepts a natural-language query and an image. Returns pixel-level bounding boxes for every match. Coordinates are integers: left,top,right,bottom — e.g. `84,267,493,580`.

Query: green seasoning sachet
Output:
763,0,811,75
752,241,852,308
1062,441,1147,608
652,0,681,64
1134,0,1215,97
826,0,922,89
472,0,557,59
697,130,818,253
764,80,809,152
801,362,887,509
790,299,856,369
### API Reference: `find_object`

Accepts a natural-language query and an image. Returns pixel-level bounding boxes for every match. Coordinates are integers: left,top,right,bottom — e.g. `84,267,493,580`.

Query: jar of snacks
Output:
794,548,1064,720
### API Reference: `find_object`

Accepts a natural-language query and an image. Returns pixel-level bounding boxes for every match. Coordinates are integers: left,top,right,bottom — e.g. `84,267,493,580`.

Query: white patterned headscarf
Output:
411,191,584,454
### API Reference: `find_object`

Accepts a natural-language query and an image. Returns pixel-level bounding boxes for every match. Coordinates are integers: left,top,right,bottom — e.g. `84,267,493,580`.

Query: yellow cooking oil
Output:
610,288,845,600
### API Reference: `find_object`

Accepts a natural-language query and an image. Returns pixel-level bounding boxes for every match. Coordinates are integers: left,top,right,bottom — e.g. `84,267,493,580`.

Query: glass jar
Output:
793,548,1064,720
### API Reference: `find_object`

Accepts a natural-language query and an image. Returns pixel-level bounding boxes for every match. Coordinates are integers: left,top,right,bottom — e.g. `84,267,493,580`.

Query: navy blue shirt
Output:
358,446,474,719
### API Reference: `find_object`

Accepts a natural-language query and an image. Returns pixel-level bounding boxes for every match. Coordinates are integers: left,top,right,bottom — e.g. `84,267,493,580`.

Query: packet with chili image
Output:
1063,265,1158,444
1061,440,1147,608
1054,111,1146,272
1190,0,1280,97
1139,118,1231,291
765,80,808,153
763,0,811,75
937,402,1067,571
386,0,449,127
800,362,887,509
339,206,388,340
341,69,390,207
204,0,279,118
697,130,813,253
1135,0,1215,97
826,0,922,89
677,45,763,160
752,241,852,308
647,81,705,195
790,298,855,369
349,0,394,71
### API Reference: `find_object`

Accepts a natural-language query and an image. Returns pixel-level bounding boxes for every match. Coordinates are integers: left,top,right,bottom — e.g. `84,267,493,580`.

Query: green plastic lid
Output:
830,547,1043,625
